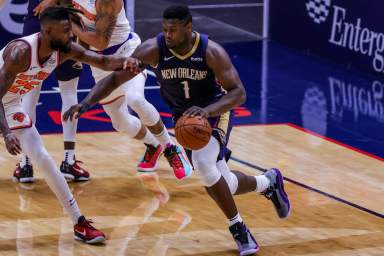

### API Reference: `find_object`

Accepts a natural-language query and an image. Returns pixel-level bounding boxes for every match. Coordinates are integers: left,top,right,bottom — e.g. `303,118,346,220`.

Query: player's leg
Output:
102,95,161,155
191,136,259,255
56,60,90,182
12,126,105,243
217,159,291,219
12,87,41,183
13,11,41,183
122,71,192,177
214,112,291,219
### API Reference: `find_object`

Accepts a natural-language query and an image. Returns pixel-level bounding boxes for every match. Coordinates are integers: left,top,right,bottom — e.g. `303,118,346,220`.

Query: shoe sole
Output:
63,173,89,182
241,247,260,256
273,168,291,219
12,177,35,183
74,234,106,244
137,163,158,172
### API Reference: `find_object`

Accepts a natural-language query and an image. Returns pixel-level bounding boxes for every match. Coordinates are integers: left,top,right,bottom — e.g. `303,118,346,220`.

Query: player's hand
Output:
4,133,22,155
63,103,90,122
33,0,57,16
122,57,142,74
183,106,209,118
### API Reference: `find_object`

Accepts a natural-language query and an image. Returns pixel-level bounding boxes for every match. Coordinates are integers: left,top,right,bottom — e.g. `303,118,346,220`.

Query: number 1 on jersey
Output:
182,81,190,99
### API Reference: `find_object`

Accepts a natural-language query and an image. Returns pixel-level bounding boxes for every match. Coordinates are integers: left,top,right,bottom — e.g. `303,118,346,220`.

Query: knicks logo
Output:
13,112,25,123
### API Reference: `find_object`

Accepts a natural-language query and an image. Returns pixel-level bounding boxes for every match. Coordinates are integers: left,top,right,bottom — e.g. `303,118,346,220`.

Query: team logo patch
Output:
13,112,25,123
306,0,332,24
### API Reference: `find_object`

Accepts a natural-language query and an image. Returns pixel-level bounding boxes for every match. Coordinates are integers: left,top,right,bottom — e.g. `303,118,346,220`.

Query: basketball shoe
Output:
74,216,106,244
263,168,291,219
12,164,34,183
60,160,90,182
137,144,163,172
163,144,192,180
229,221,259,256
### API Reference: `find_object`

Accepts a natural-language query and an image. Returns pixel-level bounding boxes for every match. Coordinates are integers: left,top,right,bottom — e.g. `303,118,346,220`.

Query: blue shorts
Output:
22,14,82,81
174,111,233,163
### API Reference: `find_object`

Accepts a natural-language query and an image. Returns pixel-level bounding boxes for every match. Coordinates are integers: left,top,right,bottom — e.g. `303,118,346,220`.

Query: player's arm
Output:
63,37,159,121
33,0,72,16
185,40,246,118
0,42,30,155
72,0,120,50
60,42,139,72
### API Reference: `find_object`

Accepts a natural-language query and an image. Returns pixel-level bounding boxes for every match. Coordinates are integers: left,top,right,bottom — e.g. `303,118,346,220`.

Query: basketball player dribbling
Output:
63,5,291,255
0,6,140,243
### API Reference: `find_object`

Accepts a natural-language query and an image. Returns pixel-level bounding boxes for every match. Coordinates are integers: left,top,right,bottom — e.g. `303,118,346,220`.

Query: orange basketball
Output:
175,115,212,150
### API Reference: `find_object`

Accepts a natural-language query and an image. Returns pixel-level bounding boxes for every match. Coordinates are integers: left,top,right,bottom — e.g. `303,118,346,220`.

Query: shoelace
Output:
232,223,249,244
170,153,183,169
143,145,157,162
82,219,96,230
262,186,274,200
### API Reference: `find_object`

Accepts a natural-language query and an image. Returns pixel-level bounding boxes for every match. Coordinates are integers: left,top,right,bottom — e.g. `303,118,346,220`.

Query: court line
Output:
38,121,383,218
286,123,384,163
169,128,384,219
188,3,263,9
230,156,384,219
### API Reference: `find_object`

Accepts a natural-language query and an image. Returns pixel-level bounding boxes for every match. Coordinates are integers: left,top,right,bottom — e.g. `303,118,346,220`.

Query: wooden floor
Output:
0,125,383,255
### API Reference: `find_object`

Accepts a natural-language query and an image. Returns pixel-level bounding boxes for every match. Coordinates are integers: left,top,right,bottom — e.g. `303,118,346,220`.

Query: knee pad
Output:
193,159,221,187
55,60,82,81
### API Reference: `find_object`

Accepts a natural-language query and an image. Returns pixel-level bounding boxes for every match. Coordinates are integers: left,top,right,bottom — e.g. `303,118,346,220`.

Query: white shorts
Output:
91,32,146,105
3,98,32,130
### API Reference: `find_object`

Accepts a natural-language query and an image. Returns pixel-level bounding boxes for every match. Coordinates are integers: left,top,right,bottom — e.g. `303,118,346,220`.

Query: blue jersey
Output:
154,32,224,116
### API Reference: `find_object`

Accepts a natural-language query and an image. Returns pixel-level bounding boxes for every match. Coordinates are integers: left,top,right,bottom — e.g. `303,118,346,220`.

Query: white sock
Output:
142,131,159,147
255,175,270,193
20,154,30,168
64,150,75,165
228,213,243,227
154,128,172,148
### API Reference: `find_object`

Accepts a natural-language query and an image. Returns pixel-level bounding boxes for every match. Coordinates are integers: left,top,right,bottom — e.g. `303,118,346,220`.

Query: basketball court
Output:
0,0,383,255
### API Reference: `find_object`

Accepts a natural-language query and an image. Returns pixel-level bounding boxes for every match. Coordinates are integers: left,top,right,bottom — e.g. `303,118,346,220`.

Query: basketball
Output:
175,115,212,150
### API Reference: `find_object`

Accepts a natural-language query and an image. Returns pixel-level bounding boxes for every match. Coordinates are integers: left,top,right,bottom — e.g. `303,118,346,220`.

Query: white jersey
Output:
0,33,59,129
0,33,59,105
72,0,131,50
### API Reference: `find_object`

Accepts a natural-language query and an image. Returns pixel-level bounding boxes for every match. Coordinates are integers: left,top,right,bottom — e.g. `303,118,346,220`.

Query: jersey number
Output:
182,81,190,99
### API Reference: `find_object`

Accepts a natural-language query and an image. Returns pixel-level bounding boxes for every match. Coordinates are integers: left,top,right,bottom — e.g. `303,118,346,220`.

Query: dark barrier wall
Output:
270,0,384,77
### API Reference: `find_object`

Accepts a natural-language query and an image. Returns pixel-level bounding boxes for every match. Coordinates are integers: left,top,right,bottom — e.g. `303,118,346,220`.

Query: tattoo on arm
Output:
95,0,118,46
0,42,30,135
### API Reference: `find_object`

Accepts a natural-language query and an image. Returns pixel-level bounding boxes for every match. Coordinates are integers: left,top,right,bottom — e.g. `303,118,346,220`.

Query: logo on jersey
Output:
306,0,331,24
164,56,175,61
13,112,25,123
191,57,203,62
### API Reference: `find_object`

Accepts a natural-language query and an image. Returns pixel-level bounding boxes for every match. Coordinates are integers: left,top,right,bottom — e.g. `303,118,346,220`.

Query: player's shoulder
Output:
3,40,31,71
206,39,230,65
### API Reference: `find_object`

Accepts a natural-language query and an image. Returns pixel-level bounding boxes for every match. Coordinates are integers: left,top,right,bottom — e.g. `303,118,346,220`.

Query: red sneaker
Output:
137,144,163,172
163,144,192,180
60,160,90,182
74,216,106,244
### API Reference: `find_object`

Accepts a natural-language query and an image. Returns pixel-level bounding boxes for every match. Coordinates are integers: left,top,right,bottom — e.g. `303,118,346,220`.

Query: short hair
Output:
163,5,192,23
39,6,82,25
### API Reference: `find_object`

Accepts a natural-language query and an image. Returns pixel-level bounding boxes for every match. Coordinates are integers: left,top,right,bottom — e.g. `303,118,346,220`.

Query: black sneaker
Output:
229,222,259,256
262,168,291,219
60,161,90,182
12,164,34,183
